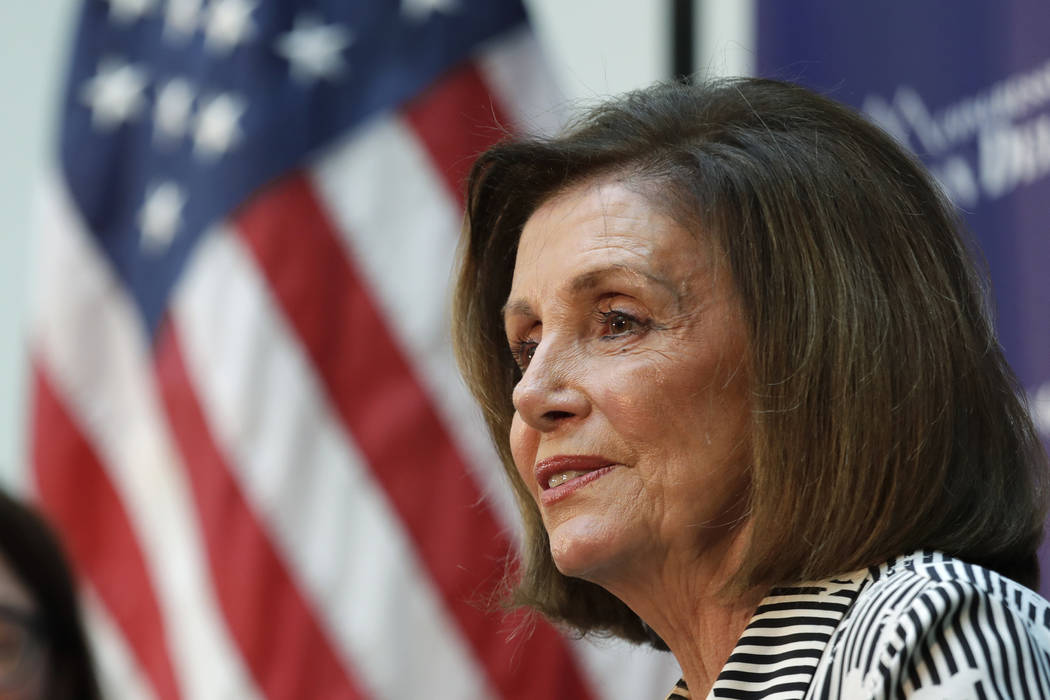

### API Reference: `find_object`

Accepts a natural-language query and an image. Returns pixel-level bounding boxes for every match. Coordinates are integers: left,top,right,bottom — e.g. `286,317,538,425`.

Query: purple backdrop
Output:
756,1,1050,592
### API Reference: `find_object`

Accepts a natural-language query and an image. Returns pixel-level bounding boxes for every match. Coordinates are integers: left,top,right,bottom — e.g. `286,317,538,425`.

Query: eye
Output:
598,310,648,339
511,337,538,372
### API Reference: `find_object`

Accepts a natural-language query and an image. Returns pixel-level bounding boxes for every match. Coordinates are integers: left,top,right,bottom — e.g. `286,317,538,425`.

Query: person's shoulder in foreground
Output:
668,550,1050,699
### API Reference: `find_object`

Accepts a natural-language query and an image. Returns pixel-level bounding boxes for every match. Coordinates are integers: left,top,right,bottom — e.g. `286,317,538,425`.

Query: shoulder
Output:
814,551,1050,699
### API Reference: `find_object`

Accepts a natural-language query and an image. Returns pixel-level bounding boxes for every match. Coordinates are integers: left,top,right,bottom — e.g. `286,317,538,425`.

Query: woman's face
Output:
505,177,752,586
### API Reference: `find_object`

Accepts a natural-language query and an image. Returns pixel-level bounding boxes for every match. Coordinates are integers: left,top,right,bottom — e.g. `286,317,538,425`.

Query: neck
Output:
659,590,761,697
592,523,763,698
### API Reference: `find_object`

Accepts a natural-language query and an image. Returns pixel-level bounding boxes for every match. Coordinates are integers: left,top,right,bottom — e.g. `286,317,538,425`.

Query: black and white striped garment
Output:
664,550,1050,699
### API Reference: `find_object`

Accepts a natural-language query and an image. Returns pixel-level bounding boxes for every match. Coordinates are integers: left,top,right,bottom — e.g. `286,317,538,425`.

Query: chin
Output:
546,513,635,583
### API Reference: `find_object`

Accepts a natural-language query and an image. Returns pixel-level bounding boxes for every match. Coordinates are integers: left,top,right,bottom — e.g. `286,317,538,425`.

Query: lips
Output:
534,455,617,504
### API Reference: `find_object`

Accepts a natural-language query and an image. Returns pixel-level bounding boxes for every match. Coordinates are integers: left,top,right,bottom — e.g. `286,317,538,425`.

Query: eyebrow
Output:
502,264,680,319
502,298,534,319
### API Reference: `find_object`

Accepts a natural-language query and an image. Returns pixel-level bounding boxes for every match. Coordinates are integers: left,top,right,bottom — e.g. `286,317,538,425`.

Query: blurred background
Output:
1,1,752,491
0,1,1047,698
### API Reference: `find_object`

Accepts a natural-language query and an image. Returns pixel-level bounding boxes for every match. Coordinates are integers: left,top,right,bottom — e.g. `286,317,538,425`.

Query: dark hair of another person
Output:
452,78,1050,648
0,490,101,698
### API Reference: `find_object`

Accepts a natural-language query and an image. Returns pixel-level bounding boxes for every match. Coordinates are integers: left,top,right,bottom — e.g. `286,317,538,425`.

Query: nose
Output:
511,339,590,432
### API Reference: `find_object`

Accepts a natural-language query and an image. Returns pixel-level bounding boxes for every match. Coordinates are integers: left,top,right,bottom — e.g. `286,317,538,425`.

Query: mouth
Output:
534,455,618,504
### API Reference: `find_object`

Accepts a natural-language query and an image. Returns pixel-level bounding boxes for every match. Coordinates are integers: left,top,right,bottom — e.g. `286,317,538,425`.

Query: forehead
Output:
510,177,710,297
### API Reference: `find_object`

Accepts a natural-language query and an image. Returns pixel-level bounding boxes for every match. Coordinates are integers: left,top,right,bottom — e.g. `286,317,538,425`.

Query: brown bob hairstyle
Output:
452,78,1050,647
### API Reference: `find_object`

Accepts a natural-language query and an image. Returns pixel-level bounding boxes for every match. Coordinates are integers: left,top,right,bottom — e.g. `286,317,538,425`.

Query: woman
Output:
453,78,1050,698
0,490,101,699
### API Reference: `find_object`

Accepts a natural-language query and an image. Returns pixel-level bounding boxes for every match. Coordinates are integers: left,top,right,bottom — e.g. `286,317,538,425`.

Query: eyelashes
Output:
511,336,538,372
597,309,647,338
509,309,651,373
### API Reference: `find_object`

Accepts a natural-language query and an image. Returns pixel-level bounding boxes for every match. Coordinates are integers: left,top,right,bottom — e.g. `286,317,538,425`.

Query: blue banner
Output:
757,1,1050,585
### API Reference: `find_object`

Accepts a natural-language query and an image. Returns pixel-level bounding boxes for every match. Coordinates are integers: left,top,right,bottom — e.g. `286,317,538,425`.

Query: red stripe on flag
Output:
29,363,182,700
153,319,366,700
235,174,596,699
403,62,514,207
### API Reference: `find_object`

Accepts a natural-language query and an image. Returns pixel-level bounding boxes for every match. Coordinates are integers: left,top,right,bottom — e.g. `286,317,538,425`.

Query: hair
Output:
0,490,102,698
452,77,1050,647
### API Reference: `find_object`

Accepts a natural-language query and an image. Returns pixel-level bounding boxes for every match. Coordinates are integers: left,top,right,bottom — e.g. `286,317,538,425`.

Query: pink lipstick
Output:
534,455,617,505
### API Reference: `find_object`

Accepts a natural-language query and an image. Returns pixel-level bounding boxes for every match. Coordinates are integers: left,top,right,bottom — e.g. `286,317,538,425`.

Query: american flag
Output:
28,0,679,696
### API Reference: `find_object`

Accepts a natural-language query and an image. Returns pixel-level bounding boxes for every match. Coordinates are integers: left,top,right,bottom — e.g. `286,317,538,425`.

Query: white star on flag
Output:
138,181,187,254
153,78,196,143
401,0,459,22
193,92,246,158
164,0,202,40
204,0,257,53
80,58,149,131
105,0,157,24
274,15,353,84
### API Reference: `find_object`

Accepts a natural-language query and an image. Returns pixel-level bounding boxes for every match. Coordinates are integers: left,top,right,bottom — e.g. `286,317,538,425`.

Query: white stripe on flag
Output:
477,27,567,137
172,224,494,699
32,174,262,700
310,114,521,542
571,638,683,700
82,588,157,700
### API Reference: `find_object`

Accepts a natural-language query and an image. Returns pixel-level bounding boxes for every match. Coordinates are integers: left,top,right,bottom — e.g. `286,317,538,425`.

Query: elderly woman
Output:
452,78,1050,698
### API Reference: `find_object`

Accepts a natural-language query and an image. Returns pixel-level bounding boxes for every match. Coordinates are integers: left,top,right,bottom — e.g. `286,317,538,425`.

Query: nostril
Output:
543,410,574,422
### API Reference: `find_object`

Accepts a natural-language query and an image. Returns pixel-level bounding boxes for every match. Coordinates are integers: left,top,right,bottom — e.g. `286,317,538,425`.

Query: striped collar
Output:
664,569,870,700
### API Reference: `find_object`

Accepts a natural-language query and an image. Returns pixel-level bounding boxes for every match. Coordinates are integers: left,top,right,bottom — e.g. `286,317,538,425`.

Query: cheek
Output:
590,358,672,437
595,350,749,459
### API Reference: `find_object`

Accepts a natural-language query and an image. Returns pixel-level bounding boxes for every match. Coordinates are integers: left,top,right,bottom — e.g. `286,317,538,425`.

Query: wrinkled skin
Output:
505,176,753,592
